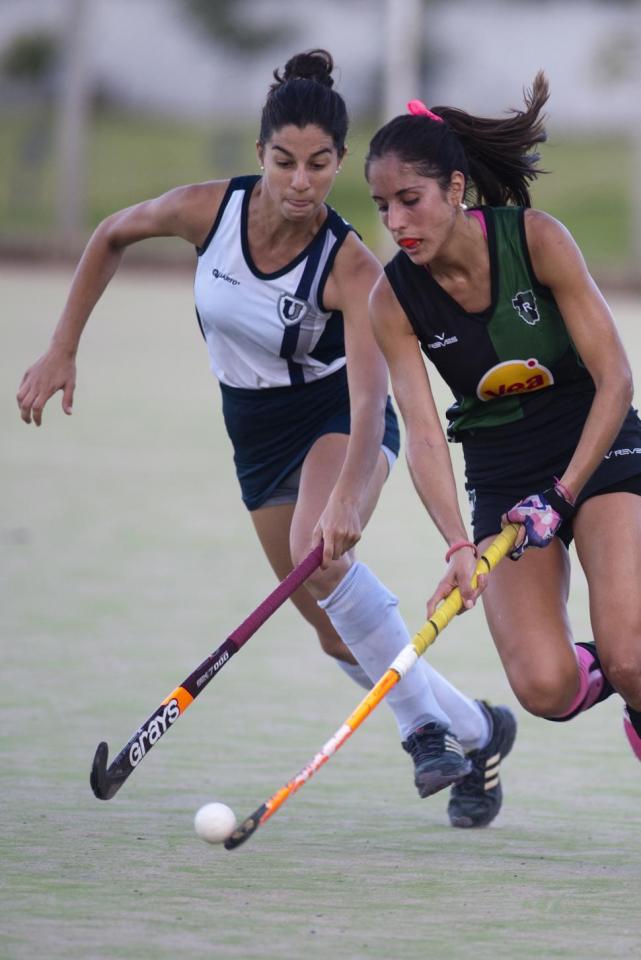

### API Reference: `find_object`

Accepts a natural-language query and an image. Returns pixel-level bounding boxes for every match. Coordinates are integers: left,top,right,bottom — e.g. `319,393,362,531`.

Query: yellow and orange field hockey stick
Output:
225,524,519,849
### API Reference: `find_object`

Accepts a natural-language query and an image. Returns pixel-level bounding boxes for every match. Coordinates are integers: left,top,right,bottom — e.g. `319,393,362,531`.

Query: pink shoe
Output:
623,707,641,762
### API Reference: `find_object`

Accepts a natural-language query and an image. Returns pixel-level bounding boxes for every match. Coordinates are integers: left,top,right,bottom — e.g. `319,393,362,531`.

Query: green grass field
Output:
3,265,641,959
0,107,635,268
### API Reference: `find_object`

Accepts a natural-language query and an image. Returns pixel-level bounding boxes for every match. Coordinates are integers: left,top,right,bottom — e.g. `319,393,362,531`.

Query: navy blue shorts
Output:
219,366,400,510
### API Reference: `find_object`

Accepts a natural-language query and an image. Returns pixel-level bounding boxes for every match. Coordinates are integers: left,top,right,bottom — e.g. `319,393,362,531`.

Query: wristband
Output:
545,484,576,520
445,540,478,563
553,477,576,507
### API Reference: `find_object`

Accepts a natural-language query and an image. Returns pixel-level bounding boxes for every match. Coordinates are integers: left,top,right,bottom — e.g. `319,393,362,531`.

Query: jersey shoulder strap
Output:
384,250,444,344
196,175,260,256
489,206,545,295
324,204,356,243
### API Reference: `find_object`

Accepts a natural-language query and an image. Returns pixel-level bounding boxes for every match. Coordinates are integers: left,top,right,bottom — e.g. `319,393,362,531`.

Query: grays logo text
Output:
128,699,180,766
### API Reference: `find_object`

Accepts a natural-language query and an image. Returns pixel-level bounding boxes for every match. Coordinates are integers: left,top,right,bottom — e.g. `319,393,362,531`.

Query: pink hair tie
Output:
407,99,444,123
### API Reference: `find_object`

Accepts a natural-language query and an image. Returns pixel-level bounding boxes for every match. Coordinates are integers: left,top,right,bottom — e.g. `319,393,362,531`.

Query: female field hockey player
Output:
365,72,641,763
17,49,516,826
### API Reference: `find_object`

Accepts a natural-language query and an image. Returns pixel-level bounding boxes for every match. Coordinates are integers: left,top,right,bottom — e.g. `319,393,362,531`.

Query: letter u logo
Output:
278,293,308,326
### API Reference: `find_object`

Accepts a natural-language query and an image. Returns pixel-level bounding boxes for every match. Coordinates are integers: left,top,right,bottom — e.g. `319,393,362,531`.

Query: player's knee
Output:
601,649,641,705
512,668,577,718
302,559,350,600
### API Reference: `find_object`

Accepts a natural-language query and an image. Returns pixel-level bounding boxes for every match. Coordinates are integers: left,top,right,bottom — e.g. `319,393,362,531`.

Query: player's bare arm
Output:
312,234,388,562
525,208,634,498
325,235,388,487
17,181,229,425
370,274,483,610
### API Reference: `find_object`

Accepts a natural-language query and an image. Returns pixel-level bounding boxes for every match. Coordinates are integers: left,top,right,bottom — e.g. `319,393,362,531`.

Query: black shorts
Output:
463,405,641,547
469,474,641,548
219,365,400,510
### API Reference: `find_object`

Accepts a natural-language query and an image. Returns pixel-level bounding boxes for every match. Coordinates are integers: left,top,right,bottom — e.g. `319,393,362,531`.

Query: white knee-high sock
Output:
419,662,489,751
319,562,450,739
324,564,490,750
335,658,373,690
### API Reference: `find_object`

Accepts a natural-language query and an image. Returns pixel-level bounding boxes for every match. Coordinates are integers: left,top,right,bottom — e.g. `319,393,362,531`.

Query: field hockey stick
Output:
90,542,324,800
225,523,519,849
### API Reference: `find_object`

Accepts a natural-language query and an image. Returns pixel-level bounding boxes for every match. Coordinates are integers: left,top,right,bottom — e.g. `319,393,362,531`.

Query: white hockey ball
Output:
194,802,237,844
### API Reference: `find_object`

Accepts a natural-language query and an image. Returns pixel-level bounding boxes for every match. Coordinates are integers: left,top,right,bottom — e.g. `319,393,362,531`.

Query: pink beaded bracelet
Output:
445,540,478,562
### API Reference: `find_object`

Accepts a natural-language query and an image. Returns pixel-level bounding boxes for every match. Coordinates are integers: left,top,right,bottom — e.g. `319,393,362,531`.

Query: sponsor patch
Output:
476,358,553,401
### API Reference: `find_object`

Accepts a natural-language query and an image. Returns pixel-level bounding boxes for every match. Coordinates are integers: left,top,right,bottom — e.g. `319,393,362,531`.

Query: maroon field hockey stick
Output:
90,543,323,800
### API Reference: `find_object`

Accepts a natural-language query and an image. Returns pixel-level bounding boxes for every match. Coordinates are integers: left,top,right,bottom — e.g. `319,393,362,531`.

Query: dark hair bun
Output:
273,49,334,89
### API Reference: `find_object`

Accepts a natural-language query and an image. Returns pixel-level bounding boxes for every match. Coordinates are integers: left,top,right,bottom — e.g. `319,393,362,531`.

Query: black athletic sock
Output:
626,704,641,739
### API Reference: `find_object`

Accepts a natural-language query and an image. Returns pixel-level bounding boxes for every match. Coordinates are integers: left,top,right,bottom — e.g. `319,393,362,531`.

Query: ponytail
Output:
366,72,550,207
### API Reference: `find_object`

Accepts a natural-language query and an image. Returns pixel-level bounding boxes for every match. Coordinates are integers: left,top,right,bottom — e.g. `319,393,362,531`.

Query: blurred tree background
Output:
0,0,639,283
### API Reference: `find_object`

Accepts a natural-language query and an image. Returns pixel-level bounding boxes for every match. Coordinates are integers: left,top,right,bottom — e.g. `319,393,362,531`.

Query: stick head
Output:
224,804,267,850
90,742,131,800
90,741,112,799
90,741,129,800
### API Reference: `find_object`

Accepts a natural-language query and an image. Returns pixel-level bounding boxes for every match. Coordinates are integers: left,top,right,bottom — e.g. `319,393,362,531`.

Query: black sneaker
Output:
447,702,517,828
402,722,472,798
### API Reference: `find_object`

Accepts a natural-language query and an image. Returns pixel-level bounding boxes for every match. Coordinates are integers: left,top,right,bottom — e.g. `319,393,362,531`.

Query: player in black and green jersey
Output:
366,72,641,780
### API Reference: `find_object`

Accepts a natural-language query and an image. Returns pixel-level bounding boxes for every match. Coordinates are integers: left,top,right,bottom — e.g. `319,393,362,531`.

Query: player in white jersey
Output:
17,49,516,827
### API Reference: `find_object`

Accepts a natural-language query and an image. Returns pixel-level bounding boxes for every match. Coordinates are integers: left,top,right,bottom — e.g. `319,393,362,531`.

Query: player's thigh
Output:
250,502,329,631
251,502,295,580
290,433,389,557
479,535,577,711
573,492,641,672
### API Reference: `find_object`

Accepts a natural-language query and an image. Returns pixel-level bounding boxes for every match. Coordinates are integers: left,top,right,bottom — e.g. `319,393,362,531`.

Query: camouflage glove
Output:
503,482,576,560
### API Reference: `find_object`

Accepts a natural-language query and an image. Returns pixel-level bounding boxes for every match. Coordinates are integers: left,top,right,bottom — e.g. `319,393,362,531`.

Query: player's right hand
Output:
426,548,486,619
16,349,76,426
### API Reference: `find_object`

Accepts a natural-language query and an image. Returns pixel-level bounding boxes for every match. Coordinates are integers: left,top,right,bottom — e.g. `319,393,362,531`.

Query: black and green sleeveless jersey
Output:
384,206,595,440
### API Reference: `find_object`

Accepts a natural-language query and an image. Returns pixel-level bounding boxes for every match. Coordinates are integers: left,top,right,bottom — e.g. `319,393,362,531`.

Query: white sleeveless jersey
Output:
194,176,354,389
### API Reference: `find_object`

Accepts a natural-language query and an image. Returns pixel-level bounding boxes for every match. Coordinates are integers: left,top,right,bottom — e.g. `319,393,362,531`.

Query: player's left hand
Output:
502,482,575,559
